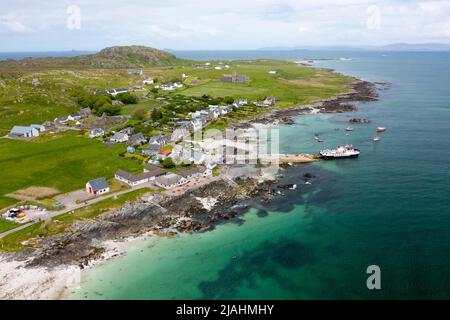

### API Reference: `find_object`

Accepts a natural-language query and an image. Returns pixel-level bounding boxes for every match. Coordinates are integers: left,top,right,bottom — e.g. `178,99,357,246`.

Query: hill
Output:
0,45,178,69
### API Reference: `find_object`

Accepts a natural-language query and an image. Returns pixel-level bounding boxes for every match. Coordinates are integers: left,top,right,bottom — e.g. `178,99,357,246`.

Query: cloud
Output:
0,0,449,50
0,14,33,33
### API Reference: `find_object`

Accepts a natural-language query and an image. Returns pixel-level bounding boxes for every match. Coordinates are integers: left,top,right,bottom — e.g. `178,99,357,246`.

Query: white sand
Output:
0,256,80,300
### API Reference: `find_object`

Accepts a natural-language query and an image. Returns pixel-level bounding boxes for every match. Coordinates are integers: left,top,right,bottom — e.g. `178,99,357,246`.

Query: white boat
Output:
320,145,360,160
346,127,354,132
373,135,380,142
376,127,387,132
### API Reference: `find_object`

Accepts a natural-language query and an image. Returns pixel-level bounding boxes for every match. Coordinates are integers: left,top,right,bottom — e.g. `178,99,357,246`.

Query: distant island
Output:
259,42,450,52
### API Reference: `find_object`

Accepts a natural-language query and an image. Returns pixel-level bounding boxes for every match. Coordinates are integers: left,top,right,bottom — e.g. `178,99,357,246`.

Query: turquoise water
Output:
68,51,450,299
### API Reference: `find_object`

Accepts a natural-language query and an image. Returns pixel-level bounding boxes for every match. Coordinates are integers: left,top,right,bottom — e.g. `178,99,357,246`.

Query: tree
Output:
151,109,163,121
115,92,138,104
98,103,121,116
160,157,175,168
170,77,182,83
133,108,148,120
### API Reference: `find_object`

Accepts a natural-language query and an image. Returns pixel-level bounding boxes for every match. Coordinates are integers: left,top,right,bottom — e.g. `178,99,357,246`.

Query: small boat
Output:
346,127,354,132
373,135,380,142
320,145,360,160
376,127,387,132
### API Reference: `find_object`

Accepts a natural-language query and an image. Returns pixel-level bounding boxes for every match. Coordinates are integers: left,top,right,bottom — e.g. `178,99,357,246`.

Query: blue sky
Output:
1,0,449,51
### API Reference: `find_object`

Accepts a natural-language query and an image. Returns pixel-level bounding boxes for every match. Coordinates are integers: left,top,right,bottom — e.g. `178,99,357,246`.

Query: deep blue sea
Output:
15,49,444,299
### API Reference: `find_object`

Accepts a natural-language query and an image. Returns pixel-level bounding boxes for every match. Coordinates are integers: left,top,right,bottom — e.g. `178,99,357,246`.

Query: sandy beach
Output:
0,255,79,300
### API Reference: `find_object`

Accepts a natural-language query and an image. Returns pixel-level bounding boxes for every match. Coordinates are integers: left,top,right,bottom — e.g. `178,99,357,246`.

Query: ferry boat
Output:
320,145,360,159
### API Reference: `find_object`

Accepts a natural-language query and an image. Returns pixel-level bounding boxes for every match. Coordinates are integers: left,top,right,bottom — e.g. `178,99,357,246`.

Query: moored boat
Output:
376,127,387,132
320,145,360,159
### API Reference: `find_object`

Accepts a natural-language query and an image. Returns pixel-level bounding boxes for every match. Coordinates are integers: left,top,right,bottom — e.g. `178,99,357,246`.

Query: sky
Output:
0,0,449,51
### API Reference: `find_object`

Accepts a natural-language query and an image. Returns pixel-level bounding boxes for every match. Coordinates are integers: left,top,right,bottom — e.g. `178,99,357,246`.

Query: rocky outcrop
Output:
24,179,262,268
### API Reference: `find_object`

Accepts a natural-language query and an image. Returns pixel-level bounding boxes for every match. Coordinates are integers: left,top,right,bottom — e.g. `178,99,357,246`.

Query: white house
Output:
67,113,82,121
110,132,129,143
159,82,184,91
143,78,154,85
9,126,40,138
268,70,277,74
115,165,166,187
89,128,105,138
154,173,188,189
30,124,46,132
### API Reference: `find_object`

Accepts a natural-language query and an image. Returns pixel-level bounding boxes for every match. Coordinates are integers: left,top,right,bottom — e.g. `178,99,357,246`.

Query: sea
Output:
3,50,449,299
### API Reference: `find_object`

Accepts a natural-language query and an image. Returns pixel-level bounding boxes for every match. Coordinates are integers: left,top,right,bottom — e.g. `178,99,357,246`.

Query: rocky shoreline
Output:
233,77,386,128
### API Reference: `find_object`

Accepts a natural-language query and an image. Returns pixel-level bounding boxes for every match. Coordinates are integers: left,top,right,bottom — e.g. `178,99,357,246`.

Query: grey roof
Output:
87,178,109,192
112,132,128,140
10,126,35,134
144,164,166,177
129,133,146,144
155,173,185,186
116,169,163,183
176,166,206,178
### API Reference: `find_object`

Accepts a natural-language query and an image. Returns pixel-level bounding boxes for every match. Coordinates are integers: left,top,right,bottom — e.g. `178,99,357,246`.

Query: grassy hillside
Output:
181,60,352,104
0,131,142,208
0,45,178,70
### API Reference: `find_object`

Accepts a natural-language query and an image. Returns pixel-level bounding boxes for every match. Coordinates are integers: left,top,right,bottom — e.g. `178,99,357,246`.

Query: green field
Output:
180,60,352,104
0,131,142,209
0,219,18,233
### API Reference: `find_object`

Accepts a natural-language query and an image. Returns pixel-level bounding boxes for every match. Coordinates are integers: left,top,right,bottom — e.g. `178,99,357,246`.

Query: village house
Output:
177,166,208,180
30,124,46,132
220,71,249,83
9,126,40,138
110,132,129,143
159,82,184,91
128,133,147,146
89,128,105,138
154,173,188,189
157,149,172,160
128,69,143,76
127,146,136,153
148,134,169,146
115,165,166,187
263,97,277,106
268,70,277,74
86,178,110,195
143,78,154,85
173,147,206,165
141,143,160,156
68,113,82,121
43,121,55,130
54,116,69,124
105,88,128,96
254,97,277,107
120,127,134,135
